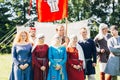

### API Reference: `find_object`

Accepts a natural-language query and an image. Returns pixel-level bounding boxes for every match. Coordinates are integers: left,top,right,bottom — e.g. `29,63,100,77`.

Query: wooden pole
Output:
65,17,68,36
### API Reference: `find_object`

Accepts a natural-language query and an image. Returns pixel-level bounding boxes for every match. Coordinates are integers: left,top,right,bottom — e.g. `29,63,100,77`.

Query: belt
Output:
70,59,78,60
85,59,91,62
54,59,62,62
18,59,27,62
37,58,46,60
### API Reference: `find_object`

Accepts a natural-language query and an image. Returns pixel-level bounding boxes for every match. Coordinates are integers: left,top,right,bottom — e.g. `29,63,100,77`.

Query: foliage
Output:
0,0,36,53
0,43,12,53
68,0,120,38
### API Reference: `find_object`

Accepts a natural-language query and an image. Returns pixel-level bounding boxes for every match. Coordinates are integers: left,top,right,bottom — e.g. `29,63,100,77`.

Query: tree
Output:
0,2,16,53
0,0,36,53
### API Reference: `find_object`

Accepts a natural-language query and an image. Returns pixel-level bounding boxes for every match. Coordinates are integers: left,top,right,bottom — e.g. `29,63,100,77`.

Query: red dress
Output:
67,47,84,80
32,44,49,80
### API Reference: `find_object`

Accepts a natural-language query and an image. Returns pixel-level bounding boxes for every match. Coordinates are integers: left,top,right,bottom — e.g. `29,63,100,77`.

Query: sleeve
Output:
66,48,74,67
78,60,83,67
12,45,21,66
91,40,97,63
48,46,57,66
76,43,86,69
43,45,49,67
94,36,101,53
59,47,67,66
32,46,41,68
26,44,32,65
107,39,120,56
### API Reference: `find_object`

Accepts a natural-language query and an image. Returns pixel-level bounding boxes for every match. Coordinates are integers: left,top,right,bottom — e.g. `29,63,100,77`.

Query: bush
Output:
0,44,12,54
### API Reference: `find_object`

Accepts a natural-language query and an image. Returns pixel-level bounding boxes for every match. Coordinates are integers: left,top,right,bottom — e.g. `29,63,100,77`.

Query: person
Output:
55,25,66,44
62,36,70,48
104,25,120,80
29,27,36,80
47,35,67,80
29,27,36,44
66,35,85,80
32,34,49,80
78,27,97,80
9,31,32,80
94,23,112,80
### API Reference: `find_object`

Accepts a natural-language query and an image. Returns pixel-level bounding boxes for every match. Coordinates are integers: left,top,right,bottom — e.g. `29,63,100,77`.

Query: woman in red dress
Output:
67,35,85,80
32,34,49,80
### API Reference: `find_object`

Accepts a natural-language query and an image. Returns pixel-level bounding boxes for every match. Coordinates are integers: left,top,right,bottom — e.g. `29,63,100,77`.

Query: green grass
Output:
0,54,12,80
0,54,120,80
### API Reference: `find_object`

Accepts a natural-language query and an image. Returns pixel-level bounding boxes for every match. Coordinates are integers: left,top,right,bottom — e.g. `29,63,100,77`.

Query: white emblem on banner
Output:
47,0,59,12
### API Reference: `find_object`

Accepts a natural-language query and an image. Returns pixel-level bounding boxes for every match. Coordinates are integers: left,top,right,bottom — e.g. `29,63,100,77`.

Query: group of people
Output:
9,24,120,80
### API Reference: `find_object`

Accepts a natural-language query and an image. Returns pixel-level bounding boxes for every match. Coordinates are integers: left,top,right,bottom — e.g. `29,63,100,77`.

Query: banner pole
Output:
65,17,68,36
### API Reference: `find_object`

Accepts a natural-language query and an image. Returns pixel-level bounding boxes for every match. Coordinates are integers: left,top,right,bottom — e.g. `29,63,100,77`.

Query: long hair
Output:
13,31,30,45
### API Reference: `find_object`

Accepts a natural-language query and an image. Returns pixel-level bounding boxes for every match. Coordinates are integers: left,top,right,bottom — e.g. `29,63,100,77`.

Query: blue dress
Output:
9,43,32,80
104,36,120,76
47,46,67,80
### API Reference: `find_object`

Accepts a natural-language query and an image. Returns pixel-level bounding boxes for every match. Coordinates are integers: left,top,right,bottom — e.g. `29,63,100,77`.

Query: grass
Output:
0,54,12,80
0,54,120,80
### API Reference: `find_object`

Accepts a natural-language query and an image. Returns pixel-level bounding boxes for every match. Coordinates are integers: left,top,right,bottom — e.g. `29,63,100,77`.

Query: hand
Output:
24,63,29,69
40,66,46,71
55,65,61,70
19,64,25,70
100,49,105,53
73,65,77,69
77,65,82,69
92,63,96,67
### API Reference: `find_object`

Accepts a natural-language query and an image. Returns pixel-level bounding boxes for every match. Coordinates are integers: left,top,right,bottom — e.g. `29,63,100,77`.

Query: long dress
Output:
104,36,120,76
32,44,49,80
47,46,67,80
78,39,97,75
66,47,84,80
9,43,32,80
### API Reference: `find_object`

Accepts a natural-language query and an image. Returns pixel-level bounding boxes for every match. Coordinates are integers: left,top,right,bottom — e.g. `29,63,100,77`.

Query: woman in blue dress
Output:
9,31,32,80
47,35,67,80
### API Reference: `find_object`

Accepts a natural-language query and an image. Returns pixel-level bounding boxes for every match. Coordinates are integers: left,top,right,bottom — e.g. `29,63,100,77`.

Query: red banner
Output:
36,0,68,22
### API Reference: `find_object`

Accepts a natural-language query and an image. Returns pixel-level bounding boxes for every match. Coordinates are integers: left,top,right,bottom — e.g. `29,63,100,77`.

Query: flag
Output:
36,0,68,22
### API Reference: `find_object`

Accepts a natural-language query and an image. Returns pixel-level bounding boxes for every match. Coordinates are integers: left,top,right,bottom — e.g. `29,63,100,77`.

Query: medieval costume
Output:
47,46,67,80
32,44,49,80
105,36,120,76
94,23,112,80
9,43,32,80
66,44,85,80
78,39,97,75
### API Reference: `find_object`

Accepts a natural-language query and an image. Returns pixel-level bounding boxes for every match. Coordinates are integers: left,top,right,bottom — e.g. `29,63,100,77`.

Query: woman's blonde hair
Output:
13,31,30,45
